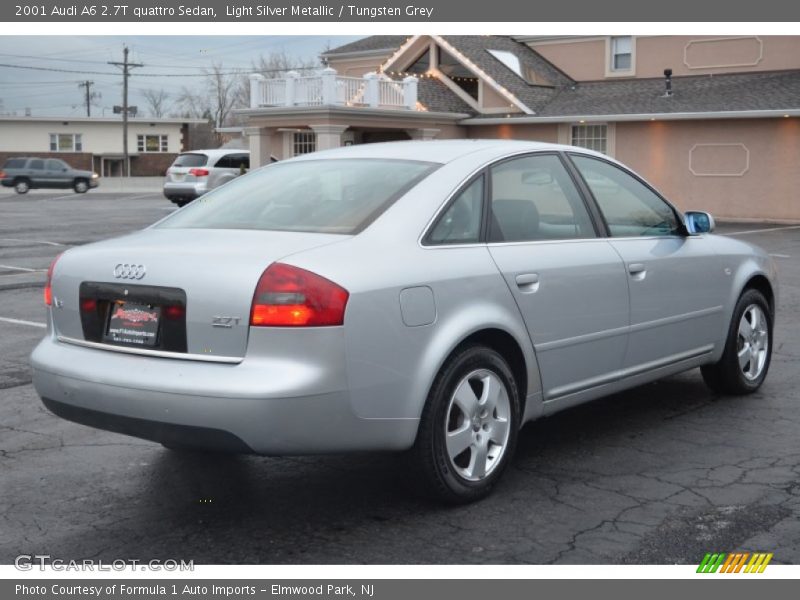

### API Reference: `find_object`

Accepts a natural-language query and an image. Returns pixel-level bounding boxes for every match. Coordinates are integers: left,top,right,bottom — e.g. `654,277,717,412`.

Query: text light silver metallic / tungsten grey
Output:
31,140,777,503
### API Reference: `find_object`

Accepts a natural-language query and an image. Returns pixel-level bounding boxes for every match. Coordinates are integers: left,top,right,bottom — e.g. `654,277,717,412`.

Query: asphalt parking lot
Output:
1,189,799,565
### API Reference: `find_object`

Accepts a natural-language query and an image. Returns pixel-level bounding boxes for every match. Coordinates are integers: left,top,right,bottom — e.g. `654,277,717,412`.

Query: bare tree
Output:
142,88,171,118
177,62,237,130
233,51,321,108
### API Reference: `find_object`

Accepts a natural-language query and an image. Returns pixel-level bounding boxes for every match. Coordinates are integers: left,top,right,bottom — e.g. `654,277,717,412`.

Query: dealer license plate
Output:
104,302,160,347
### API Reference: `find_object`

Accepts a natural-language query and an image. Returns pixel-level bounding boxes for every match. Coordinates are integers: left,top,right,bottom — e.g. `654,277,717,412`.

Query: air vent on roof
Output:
663,68,673,98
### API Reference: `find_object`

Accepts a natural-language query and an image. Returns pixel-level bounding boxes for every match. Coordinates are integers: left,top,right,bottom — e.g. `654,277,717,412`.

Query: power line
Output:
0,61,318,77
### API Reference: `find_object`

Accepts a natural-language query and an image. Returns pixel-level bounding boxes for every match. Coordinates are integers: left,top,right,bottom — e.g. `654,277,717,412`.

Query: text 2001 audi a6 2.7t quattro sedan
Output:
31,140,777,503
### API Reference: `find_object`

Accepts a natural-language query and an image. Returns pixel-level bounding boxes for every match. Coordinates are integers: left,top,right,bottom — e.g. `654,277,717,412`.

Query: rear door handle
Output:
515,273,540,293
628,263,646,279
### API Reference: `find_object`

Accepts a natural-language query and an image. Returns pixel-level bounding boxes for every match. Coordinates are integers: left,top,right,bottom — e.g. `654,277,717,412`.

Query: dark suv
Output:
0,157,99,194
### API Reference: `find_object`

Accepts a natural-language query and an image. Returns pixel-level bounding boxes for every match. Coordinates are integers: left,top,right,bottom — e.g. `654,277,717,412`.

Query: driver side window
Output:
571,154,680,237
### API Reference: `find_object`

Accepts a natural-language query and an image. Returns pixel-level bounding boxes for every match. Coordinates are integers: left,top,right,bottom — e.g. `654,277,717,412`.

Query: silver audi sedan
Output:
31,140,777,503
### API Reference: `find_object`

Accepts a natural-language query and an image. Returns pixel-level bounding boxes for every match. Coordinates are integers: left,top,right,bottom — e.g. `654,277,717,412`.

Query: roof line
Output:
378,35,535,116
431,36,534,115
460,108,800,125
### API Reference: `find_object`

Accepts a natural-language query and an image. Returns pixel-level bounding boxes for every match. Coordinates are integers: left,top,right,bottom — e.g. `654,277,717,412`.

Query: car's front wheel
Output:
413,345,520,503
14,179,30,194
73,179,89,193
701,288,773,395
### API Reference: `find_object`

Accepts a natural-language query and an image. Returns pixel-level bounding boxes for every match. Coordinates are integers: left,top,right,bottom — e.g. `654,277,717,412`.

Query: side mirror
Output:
684,211,715,234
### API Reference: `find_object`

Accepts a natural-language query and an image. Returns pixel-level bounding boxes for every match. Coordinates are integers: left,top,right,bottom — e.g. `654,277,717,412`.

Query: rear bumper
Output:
30,335,418,454
162,181,207,200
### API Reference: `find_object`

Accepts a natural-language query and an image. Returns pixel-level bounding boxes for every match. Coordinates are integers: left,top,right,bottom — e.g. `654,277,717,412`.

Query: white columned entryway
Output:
245,126,276,167
309,124,350,151
406,128,441,141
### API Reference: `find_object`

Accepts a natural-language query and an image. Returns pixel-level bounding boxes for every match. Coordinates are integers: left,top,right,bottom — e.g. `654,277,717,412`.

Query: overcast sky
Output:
0,36,363,117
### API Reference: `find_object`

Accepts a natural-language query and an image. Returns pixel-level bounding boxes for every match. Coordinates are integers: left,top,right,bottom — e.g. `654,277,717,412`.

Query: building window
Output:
610,36,632,71
137,134,168,152
437,46,479,100
571,124,608,154
293,131,316,156
49,133,82,152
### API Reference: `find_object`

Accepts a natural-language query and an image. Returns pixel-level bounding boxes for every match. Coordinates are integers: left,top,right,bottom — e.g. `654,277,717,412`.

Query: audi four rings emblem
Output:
113,263,147,280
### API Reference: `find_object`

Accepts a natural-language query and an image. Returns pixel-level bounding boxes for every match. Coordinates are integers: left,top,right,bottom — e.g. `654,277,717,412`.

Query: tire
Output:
412,345,520,504
14,179,30,194
73,179,89,193
701,288,773,395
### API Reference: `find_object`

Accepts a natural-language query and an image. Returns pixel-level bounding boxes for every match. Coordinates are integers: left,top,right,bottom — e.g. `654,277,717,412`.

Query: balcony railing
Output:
249,68,418,110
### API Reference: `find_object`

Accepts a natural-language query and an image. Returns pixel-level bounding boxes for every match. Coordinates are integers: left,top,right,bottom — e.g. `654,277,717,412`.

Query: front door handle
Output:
515,273,540,293
628,263,646,280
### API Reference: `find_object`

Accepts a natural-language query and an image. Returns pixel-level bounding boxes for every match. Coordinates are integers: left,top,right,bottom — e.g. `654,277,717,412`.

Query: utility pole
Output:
109,47,142,176
77,80,99,117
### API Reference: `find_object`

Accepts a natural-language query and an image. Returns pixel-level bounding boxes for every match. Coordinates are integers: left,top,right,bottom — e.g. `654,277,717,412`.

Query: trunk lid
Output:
51,228,347,359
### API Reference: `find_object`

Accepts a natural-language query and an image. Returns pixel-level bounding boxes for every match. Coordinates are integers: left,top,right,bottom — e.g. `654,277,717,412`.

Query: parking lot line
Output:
0,264,46,273
40,193,80,202
121,193,162,201
726,224,800,235
0,238,65,247
0,316,46,329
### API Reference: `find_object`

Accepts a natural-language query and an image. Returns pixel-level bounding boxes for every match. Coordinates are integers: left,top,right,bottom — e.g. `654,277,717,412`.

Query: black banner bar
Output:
2,0,800,22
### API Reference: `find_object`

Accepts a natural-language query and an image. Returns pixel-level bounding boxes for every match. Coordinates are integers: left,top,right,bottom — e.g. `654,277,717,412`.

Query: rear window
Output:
214,153,249,169
157,158,439,234
172,153,208,168
3,159,26,169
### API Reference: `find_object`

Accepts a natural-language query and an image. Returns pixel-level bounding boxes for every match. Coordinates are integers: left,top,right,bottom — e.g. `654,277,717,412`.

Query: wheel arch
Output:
414,314,543,427
743,274,775,316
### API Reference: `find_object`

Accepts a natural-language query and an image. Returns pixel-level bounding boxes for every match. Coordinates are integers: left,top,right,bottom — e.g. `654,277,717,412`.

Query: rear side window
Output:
28,159,45,170
428,176,484,244
172,153,208,168
489,154,595,242
158,158,439,234
46,159,68,171
214,153,250,169
3,159,26,169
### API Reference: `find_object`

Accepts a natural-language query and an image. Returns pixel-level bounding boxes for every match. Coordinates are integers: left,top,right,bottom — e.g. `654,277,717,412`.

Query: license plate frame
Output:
103,301,161,348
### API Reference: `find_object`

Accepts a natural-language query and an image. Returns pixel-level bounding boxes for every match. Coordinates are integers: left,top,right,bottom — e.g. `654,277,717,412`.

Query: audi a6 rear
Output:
32,140,777,502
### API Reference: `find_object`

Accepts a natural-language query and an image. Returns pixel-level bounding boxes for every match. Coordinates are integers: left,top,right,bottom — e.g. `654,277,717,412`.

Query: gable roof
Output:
439,35,574,113
416,77,476,114
325,36,800,122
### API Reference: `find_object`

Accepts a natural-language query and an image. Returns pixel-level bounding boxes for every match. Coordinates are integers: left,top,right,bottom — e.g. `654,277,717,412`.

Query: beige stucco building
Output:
0,116,204,176
239,35,800,222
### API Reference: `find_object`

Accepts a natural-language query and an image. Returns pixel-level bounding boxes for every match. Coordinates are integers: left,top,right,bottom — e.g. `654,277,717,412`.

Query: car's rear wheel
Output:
14,179,30,194
413,345,520,504
701,288,772,395
73,179,89,193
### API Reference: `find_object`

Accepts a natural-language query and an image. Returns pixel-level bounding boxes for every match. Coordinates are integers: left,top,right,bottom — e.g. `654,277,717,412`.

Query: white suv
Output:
163,149,250,207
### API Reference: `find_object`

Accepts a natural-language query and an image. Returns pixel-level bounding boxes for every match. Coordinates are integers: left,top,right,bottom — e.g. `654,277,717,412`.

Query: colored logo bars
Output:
697,552,774,573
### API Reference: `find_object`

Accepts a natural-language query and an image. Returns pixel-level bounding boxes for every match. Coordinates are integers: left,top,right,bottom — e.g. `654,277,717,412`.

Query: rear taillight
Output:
250,263,349,327
44,253,63,306
189,168,209,177
0,171,6,179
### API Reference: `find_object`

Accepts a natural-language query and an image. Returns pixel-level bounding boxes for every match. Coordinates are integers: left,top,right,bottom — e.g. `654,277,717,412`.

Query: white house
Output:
0,116,206,177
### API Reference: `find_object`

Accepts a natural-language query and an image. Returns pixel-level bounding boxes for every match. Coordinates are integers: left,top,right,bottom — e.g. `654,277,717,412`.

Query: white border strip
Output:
0,316,46,328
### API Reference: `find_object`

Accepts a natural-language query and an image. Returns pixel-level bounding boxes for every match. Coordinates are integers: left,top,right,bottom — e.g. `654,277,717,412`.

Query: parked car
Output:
32,140,776,503
163,149,251,207
0,157,99,194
